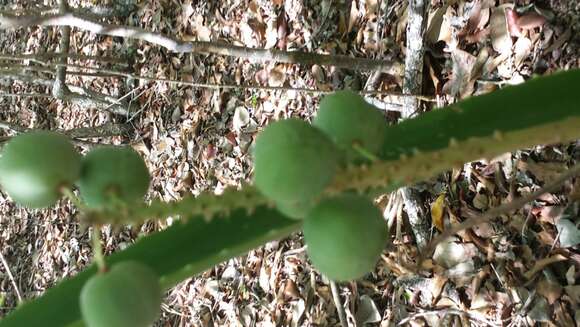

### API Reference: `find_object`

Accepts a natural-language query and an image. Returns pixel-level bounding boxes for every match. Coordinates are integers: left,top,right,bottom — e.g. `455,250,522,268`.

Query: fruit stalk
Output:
91,228,107,273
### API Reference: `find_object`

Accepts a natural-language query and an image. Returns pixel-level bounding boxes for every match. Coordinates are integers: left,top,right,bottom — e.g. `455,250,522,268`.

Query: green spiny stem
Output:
351,143,379,162
82,185,272,225
380,70,580,160
331,116,580,194
61,187,85,209
91,227,107,273
0,206,300,327
83,114,580,226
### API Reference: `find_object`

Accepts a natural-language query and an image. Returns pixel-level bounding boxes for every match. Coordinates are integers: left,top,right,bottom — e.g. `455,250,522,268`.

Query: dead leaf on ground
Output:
431,193,446,232
490,5,514,54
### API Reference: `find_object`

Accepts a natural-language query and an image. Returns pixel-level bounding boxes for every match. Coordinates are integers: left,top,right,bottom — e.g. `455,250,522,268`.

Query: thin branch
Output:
0,120,130,139
0,52,127,65
0,92,52,98
0,11,192,53
330,281,348,327
398,308,500,327
417,163,580,265
400,0,431,251
188,41,404,75
52,0,70,98
0,11,404,75
63,89,129,116
0,66,432,101
0,67,129,115
0,120,28,133
400,187,429,250
0,70,53,86
0,251,23,304
402,0,429,117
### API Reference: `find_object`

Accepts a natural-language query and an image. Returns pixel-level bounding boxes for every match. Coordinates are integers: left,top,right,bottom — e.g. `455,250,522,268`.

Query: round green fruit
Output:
80,261,161,327
78,146,150,208
303,195,388,281
0,131,81,208
276,200,315,220
253,118,339,204
313,90,387,163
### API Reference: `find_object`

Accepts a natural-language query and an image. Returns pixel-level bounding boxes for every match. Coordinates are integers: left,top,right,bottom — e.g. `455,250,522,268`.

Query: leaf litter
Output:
0,0,578,326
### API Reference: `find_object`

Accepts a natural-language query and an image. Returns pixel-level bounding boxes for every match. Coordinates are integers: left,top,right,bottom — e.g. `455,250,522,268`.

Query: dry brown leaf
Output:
429,275,448,304
537,279,563,305
543,29,572,55
553,301,576,327
565,285,580,306
514,36,533,68
506,8,522,37
516,160,568,184
348,0,359,34
442,49,477,98
268,65,286,87
426,5,450,45
283,279,301,300
490,5,514,54
431,193,446,232
524,254,568,280
517,12,547,30
465,0,483,34
276,11,288,50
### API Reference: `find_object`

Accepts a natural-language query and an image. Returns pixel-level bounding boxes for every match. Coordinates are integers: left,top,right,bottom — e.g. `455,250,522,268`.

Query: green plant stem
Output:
83,185,271,225
351,143,379,162
60,187,84,208
91,227,106,273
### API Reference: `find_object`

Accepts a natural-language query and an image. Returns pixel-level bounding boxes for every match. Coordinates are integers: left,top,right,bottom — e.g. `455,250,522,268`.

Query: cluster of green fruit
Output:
0,131,160,326
0,131,150,209
253,91,390,281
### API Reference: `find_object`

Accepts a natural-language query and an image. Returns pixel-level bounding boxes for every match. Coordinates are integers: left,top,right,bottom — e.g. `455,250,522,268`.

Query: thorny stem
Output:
352,143,379,162
61,187,107,272
82,185,271,225
91,227,107,273
60,187,84,209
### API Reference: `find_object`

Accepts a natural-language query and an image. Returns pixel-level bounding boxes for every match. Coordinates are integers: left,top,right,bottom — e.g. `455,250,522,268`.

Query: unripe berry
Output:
78,146,150,208
304,195,388,281
0,131,80,208
80,261,161,327
313,91,387,163
253,119,339,205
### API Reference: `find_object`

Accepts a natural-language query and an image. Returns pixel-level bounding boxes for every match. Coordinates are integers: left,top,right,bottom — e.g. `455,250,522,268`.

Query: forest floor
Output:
0,0,579,326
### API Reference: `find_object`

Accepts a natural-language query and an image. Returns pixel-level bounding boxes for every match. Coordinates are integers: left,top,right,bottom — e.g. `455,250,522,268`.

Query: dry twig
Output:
330,281,349,327
399,0,431,251
0,251,23,304
0,11,403,75
418,163,580,265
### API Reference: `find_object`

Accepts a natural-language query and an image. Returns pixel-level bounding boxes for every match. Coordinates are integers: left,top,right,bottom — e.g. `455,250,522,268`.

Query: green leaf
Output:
0,207,300,327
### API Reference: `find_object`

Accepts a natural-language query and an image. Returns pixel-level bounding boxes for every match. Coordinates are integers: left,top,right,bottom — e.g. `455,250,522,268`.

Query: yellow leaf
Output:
431,193,446,232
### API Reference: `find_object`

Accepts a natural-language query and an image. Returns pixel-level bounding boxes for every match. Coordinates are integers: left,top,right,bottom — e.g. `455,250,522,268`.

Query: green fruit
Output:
276,200,315,220
313,90,387,163
78,146,150,208
80,261,161,327
0,131,81,208
303,195,388,281
253,119,339,204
